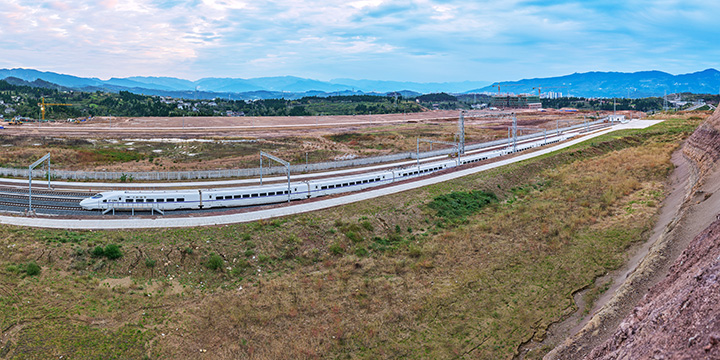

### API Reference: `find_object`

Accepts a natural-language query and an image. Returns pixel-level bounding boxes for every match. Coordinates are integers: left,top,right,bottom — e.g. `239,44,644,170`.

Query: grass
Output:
0,116,703,359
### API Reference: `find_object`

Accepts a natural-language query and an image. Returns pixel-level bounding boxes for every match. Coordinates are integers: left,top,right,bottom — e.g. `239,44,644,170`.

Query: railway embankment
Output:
548,107,720,359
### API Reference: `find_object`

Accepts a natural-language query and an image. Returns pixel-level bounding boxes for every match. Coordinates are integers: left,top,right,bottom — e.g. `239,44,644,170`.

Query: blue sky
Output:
0,0,718,82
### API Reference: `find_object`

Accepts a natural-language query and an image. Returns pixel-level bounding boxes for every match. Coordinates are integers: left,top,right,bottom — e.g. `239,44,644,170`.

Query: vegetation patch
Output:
428,189,498,221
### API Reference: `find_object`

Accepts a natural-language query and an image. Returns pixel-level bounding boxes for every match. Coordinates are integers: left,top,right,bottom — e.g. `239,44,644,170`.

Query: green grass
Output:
428,190,498,221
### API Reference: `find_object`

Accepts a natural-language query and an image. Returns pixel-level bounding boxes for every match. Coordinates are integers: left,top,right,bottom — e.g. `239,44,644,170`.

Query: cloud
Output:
0,0,718,81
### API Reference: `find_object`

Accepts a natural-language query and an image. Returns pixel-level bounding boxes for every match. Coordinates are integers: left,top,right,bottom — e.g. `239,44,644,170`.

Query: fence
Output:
5,120,609,181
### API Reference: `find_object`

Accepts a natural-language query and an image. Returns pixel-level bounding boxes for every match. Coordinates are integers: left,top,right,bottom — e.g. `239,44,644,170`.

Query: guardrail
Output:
4,120,609,181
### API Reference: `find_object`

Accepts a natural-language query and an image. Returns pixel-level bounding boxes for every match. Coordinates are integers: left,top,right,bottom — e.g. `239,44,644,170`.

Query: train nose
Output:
79,198,93,210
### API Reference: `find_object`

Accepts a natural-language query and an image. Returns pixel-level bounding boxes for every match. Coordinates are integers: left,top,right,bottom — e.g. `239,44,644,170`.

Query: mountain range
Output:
472,69,720,98
1,68,719,100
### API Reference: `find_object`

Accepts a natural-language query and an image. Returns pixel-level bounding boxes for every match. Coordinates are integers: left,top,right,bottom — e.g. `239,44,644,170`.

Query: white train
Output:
79,134,574,212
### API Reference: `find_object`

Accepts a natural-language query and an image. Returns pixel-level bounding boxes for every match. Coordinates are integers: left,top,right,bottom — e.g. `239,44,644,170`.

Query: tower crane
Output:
532,85,569,97
37,97,73,122
493,83,524,95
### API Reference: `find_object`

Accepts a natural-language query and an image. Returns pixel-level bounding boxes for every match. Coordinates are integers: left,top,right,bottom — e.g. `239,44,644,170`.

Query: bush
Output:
144,258,156,268
205,253,224,271
345,231,363,243
428,190,498,220
91,246,105,257
361,220,374,231
103,244,123,259
329,243,344,256
354,246,369,257
25,262,41,276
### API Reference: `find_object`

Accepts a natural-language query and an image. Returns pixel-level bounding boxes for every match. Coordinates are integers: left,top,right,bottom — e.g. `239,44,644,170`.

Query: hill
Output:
470,69,720,98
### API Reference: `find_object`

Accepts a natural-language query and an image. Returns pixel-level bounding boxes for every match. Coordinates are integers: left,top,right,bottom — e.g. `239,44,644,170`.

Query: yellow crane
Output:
37,97,73,122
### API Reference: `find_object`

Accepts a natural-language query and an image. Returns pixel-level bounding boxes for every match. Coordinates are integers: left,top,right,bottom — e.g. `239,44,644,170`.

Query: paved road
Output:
0,120,662,229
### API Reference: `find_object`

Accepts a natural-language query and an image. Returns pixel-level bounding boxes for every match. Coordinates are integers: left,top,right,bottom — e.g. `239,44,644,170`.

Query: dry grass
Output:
0,117,702,359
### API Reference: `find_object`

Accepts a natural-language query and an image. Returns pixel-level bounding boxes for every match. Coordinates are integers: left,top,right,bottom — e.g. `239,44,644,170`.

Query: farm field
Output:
0,113,703,358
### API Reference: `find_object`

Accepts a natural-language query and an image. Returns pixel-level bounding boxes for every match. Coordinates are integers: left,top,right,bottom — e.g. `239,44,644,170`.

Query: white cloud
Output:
0,0,717,81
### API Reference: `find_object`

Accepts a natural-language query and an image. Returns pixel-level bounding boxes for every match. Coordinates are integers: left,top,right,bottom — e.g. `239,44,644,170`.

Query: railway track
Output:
0,200,81,211
0,123,612,216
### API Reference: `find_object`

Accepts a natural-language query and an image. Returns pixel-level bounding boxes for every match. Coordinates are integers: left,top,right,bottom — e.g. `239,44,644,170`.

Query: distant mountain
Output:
0,68,102,88
2,67,719,99
0,68,484,96
2,76,72,91
332,78,492,94
469,69,720,98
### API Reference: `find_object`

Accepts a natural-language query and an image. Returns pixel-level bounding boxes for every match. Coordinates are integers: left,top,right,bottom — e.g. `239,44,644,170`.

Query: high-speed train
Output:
79,133,574,211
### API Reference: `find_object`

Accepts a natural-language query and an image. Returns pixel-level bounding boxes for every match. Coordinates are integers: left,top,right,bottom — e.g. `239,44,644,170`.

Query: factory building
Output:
490,95,542,109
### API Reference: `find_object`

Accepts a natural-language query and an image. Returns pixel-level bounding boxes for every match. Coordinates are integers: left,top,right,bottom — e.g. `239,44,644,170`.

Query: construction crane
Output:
493,83,524,95
37,97,73,122
532,85,568,97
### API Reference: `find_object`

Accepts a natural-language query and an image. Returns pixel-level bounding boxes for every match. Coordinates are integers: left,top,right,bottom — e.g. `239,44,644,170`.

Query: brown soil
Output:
1,109,642,139
548,106,720,359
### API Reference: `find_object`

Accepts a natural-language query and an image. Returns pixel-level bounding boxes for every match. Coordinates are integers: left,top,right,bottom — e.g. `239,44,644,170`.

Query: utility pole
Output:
512,113,517,153
260,151,292,202
28,153,51,214
458,111,465,155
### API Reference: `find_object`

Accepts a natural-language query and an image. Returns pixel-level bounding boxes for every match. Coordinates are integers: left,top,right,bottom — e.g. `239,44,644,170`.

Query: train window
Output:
260,193,267,197
102,200,107,203
242,194,249,198
343,183,348,187
234,195,241,199
126,199,133,202
321,186,327,190
269,192,276,196
177,198,185,202
147,199,154,202
251,194,258,197
157,199,165,202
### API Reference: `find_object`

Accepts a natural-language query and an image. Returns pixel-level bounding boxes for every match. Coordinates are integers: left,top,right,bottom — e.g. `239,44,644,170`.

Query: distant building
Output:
490,95,542,109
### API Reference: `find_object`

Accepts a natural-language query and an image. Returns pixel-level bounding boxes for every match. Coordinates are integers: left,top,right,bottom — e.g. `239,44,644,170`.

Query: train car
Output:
80,190,201,211
79,133,579,212
309,170,394,197
199,183,309,208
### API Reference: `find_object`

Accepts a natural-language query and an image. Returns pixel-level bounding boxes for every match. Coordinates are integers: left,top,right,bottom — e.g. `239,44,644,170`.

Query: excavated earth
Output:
549,106,720,359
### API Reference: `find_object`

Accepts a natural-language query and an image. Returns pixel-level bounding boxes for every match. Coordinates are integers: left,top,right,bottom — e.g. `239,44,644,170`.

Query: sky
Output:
0,0,719,83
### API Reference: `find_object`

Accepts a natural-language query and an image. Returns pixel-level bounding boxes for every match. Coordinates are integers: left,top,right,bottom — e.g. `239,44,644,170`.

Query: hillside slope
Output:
584,107,720,358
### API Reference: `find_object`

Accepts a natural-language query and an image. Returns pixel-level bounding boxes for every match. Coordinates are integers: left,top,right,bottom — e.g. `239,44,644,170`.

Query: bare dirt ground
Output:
0,109,640,174
1,109,641,139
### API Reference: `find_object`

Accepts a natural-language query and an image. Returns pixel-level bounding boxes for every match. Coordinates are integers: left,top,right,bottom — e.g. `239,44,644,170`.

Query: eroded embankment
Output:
548,108,720,359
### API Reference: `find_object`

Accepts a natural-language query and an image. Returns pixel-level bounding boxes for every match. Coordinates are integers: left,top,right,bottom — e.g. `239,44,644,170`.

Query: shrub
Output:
144,258,156,268
345,231,363,243
103,244,123,259
205,253,224,271
25,262,41,276
329,243,344,256
354,246,369,257
361,220,374,231
408,246,423,258
91,246,105,258
428,190,498,220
